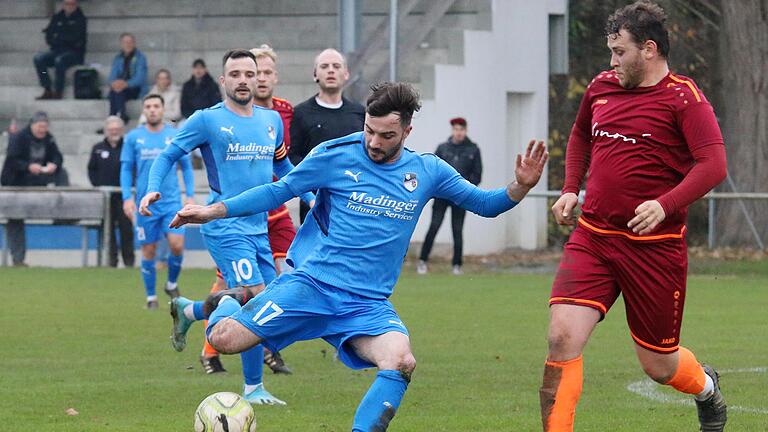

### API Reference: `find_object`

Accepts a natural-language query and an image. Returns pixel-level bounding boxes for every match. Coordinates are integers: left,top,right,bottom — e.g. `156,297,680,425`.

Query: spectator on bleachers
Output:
139,69,181,124
107,33,148,122
180,59,221,119
87,116,135,268
33,0,87,100
0,111,69,267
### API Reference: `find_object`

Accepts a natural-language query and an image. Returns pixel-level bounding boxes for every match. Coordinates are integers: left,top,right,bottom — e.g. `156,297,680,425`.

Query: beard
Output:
146,117,162,127
617,58,644,89
227,86,253,106
366,137,404,164
253,88,273,104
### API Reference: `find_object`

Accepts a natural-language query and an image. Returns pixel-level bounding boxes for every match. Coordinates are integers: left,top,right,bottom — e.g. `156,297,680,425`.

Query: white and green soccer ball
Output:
194,392,256,432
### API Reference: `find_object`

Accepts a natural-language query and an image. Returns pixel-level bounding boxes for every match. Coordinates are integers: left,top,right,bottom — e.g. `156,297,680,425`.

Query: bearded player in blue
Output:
168,82,548,430
139,50,313,406
120,93,195,309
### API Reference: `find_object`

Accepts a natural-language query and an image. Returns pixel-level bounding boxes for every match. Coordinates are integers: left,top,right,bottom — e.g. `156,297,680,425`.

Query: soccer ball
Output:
194,392,256,432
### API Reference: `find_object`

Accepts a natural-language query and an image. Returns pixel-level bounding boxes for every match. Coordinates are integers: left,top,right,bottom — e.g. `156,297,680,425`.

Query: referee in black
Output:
87,115,135,267
288,48,364,223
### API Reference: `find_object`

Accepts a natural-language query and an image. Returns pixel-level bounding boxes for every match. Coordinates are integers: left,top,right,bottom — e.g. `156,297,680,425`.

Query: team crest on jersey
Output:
165,136,172,146
403,172,418,192
267,125,276,140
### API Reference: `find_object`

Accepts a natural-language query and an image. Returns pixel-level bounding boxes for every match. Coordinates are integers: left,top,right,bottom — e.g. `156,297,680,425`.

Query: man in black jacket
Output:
417,117,482,275
87,116,135,267
180,59,222,119
0,112,69,266
288,48,365,223
33,0,87,100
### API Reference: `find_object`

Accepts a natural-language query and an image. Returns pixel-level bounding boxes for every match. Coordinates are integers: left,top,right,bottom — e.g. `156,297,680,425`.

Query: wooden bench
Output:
0,187,112,267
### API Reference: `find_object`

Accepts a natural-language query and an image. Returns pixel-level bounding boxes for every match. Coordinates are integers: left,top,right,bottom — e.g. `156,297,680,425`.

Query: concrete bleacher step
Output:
0,48,322,68
0,61,322,88
1,13,481,54
0,0,486,20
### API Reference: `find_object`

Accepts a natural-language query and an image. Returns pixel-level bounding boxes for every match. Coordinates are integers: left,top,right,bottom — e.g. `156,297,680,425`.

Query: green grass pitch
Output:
1,261,766,431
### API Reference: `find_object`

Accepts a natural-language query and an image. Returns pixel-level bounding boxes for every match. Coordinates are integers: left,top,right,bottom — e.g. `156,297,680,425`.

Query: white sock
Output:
166,281,178,291
244,383,261,394
147,295,158,302
694,373,715,401
183,304,196,320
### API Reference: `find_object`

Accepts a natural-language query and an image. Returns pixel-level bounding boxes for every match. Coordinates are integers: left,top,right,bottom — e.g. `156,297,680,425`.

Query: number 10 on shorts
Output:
253,301,284,326
231,259,253,283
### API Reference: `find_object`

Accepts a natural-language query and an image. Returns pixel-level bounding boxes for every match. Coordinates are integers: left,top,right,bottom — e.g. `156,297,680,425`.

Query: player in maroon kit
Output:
199,45,297,375
539,2,727,431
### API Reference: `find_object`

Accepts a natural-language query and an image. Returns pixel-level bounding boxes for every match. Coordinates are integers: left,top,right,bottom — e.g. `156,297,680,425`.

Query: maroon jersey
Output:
563,71,725,239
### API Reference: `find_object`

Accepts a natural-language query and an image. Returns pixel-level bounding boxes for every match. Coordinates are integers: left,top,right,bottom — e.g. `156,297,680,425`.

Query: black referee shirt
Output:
288,95,365,166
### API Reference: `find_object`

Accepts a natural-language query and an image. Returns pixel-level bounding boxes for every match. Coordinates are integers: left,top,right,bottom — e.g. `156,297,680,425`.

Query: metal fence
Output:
526,188,768,250
0,187,765,267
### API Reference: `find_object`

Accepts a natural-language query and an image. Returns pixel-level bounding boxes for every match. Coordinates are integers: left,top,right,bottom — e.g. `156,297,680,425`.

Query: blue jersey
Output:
224,132,517,299
120,124,194,214
148,102,306,237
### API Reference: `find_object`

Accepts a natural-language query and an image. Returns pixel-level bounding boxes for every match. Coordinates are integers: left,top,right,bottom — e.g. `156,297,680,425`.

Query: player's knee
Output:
640,361,675,384
208,325,238,354
399,353,417,378
547,328,573,356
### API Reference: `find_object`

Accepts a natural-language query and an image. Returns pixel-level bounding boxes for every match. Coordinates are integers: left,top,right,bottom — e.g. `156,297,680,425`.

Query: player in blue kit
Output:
139,49,313,405
168,82,548,430
120,93,194,309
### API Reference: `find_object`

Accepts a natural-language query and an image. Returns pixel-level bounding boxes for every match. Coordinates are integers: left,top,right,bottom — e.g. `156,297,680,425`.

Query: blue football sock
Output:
140,259,156,298
241,345,264,386
205,296,240,339
352,370,409,431
167,253,183,284
192,301,206,320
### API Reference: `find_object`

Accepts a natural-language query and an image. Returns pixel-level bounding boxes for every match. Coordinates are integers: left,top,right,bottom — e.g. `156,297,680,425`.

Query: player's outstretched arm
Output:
169,180,297,228
273,156,316,205
437,140,547,218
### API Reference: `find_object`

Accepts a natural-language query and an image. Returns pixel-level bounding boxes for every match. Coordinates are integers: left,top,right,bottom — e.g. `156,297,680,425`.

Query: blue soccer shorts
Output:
203,233,276,288
135,206,184,245
229,270,409,369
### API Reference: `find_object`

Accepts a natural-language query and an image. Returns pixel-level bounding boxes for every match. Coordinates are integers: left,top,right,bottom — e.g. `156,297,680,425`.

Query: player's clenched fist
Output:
139,192,161,216
552,192,579,226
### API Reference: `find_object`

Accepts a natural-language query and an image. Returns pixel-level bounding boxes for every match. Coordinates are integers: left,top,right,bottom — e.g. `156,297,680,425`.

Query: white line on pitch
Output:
626,367,768,415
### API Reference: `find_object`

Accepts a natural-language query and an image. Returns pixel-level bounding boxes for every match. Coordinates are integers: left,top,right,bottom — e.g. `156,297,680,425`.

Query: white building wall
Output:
408,0,567,254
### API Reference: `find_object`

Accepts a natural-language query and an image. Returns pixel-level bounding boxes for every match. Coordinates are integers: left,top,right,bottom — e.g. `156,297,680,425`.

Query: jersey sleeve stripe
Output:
668,74,702,102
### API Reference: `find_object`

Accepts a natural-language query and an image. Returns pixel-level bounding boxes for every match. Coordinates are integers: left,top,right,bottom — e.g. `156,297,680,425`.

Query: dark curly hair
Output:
606,1,670,58
366,82,422,127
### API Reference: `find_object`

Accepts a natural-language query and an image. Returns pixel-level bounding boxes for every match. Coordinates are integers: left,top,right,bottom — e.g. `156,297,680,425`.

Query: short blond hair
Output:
250,44,277,63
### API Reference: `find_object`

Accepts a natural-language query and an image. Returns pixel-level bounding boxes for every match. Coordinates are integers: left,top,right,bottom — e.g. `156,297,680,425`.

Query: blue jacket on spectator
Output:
108,49,148,96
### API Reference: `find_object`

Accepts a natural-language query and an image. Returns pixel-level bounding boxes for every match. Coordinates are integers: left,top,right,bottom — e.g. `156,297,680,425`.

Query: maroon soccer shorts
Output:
267,208,296,260
550,222,688,354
